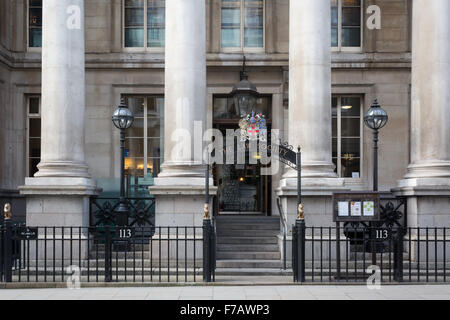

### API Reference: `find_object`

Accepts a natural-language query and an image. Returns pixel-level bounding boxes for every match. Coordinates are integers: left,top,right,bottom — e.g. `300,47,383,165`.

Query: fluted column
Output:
157,0,206,181
286,0,336,178
36,0,90,178
404,0,450,179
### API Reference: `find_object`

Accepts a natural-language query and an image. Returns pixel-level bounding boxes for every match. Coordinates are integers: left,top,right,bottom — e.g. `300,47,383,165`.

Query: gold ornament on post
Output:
4,203,12,220
203,203,210,220
297,203,304,220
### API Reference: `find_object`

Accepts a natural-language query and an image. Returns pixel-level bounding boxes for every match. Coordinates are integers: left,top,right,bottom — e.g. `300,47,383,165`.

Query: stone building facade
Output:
0,0,448,230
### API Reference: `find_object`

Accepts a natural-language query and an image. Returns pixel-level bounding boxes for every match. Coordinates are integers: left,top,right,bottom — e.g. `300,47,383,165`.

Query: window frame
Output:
26,95,41,177
220,0,266,53
333,95,364,180
122,94,165,178
27,0,42,52
122,0,165,52
331,0,363,53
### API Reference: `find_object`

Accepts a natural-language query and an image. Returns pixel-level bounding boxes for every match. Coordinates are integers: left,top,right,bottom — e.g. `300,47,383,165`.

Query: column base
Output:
35,161,91,178
392,178,450,227
19,177,99,227
404,161,450,179
276,177,349,227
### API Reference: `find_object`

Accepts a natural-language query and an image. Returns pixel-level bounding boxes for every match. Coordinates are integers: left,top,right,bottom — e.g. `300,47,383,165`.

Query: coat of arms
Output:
239,111,267,141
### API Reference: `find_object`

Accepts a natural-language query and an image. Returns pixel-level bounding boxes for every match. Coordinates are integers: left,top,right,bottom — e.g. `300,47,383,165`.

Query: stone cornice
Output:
0,50,412,70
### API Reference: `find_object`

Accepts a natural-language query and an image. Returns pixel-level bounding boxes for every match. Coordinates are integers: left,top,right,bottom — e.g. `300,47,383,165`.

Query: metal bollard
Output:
3,203,13,282
203,218,212,283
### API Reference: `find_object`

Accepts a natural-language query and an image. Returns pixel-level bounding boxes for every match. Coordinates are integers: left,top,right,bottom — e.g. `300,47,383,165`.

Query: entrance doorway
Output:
212,95,272,216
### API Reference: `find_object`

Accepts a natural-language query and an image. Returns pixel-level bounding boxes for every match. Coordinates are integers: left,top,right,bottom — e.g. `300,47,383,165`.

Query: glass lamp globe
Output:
231,79,259,117
112,101,134,130
364,99,388,130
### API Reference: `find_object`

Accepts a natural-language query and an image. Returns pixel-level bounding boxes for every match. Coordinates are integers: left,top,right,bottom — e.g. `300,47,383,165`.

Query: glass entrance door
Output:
213,95,272,216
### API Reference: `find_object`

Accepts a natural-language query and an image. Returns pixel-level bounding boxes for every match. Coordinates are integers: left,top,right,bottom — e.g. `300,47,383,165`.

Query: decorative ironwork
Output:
379,198,405,228
273,140,298,170
90,197,155,228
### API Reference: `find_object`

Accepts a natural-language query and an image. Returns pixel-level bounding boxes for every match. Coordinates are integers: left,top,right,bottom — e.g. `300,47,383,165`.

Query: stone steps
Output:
215,216,282,267
217,244,280,252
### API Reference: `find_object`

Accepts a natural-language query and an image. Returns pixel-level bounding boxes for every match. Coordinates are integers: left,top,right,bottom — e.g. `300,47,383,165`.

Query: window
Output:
332,96,362,178
221,0,264,50
331,0,362,51
123,96,164,179
28,0,42,48
27,96,41,177
124,0,165,49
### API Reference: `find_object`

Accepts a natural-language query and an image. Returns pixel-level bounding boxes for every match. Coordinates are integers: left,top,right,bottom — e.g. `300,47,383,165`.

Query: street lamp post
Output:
364,99,388,192
112,99,134,226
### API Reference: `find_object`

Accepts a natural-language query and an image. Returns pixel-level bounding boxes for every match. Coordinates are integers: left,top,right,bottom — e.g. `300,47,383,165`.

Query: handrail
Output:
276,197,287,270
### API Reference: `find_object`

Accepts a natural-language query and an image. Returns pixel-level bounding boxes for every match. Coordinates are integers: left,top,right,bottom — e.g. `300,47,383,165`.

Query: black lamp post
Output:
112,99,134,226
364,99,388,192
230,56,259,117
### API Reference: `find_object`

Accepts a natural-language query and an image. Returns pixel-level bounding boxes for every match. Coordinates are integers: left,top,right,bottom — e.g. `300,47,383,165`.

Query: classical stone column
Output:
286,0,336,179
20,0,97,228
277,0,345,229
150,0,215,228
394,0,450,226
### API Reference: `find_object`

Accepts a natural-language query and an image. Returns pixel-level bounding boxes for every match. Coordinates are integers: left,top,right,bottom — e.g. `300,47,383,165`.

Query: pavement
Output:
1,284,450,300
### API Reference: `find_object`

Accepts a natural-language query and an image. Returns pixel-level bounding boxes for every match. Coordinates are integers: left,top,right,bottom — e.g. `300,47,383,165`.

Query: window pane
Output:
222,28,241,47
332,97,338,116
244,28,263,47
221,3,241,48
331,2,338,26
29,0,42,48
127,97,145,117
341,157,360,178
125,8,144,26
125,138,144,157
342,7,361,26
331,27,338,47
341,138,360,157
29,97,40,114
125,157,144,177
341,0,361,47
342,27,360,47
29,138,41,158
148,28,165,47
341,97,360,116
29,118,41,138
244,0,263,48
332,138,338,158
125,28,144,47
128,118,144,138
222,8,241,26
332,117,337,137
125,0,144,47
147,0,165,47
341,118,360,137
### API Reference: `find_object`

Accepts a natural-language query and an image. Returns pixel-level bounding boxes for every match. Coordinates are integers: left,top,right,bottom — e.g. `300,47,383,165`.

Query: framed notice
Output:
333,192,380,222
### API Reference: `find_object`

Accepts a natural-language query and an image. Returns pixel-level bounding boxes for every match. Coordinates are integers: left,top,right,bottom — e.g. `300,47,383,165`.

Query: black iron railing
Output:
0,224,217,283
292,224,450,283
